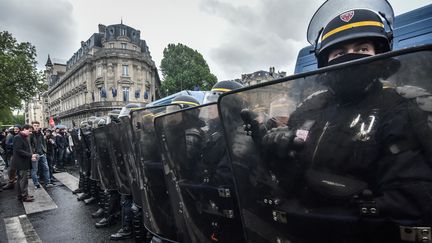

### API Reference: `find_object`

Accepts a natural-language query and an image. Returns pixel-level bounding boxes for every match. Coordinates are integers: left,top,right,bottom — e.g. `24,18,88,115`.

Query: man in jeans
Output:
30,121,53,188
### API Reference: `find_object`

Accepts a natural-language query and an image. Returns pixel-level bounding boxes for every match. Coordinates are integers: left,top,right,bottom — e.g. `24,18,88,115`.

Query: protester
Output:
30,121,53,188
12,124,36,202
2,125,21,190
45,129,56,181
55,128,68,170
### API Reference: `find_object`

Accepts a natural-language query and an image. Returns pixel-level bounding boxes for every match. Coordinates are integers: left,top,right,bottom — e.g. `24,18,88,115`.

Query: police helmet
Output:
79,121,91,130
92,117,102,128
166,95,200,114
171,95,200,108
97,117,107,127
204,80,243,104
119,103,143,118
307,0,394,68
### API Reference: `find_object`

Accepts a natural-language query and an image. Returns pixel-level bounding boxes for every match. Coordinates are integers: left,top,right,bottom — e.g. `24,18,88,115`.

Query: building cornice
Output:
48,48,156,95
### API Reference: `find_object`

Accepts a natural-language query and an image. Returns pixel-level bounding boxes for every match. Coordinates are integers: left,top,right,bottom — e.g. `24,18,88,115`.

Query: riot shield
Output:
130,104,181,242
106,122,131,195
114,116,142,206
154,103,245,243
89,130,100,181
218,45,432,243
70,129,84,171
93,126,117,191
80,128,93,174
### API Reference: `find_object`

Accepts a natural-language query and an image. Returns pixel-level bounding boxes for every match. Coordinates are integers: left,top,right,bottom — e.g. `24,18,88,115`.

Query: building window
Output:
121,43,127,49
122,65,129,76
110,43,114,48
120,29,126,36
97,66,102,77
123,87,129,102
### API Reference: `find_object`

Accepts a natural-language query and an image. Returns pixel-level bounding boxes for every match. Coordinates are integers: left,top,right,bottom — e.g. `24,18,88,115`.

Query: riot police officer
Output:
241,1,432,242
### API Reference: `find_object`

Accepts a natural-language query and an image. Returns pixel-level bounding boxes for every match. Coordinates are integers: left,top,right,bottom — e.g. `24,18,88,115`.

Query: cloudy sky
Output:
1,0,430,81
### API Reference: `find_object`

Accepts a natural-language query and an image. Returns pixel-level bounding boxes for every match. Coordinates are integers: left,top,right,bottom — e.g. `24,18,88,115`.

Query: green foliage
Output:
0,107,23,127
0,31,44,109
160,43,217,95
0,107,14,127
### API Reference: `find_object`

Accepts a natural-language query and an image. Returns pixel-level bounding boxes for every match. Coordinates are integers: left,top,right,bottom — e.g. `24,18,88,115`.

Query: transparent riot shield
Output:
130,104,181,242
154,103,245,243
69,129,84,172
106,122,131,195
114,116,142,206
80,128,92,175
89,130,100,181
218,45,432,243
93,126,117,191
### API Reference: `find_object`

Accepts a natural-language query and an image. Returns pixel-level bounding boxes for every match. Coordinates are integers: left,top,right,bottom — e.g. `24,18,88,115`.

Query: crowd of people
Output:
0,121,75,201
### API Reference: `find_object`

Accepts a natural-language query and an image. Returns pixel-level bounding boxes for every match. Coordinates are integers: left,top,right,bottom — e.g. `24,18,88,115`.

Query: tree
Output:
160,43,217,95
0,31,44,110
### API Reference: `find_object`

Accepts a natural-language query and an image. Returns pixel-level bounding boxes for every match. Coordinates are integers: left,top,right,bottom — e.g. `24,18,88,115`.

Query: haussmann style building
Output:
45,23,161,127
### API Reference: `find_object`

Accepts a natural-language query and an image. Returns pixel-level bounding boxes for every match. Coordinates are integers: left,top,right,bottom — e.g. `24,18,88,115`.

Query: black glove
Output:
185,127,203,160
240,109,267,145
262,126,305,159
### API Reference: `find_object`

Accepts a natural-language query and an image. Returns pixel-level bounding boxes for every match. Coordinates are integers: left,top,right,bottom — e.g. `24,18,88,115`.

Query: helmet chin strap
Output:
311,27,324,55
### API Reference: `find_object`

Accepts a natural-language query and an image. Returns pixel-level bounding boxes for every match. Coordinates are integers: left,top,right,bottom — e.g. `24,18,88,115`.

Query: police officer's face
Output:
328,41,376,62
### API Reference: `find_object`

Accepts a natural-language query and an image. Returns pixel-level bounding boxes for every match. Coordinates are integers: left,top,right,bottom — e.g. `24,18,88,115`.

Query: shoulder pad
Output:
395,85,430,99
297,90,331,111
396,85,432,112
396,85,432,129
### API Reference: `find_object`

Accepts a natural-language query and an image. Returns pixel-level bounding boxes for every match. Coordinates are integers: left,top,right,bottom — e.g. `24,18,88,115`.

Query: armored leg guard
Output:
84,179,97,205
95,190,120,228
131,203,146,241
72,172,84,194
77,174,91,201
110,195,134,240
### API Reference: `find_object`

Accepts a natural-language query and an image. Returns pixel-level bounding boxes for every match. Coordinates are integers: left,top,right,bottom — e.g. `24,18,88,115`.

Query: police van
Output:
145,90,207,107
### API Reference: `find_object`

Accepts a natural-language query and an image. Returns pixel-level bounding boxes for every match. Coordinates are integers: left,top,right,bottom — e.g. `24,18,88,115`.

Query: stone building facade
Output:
239,67,293,116
240,67,286,86
24,95,45,127
45,23,161,127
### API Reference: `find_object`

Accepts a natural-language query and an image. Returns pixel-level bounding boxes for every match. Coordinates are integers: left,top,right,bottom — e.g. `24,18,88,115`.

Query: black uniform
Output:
262,81,432,242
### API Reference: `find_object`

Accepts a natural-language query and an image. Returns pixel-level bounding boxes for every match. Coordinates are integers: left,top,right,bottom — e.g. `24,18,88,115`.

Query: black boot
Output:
132,203,146,241
92,186,105,218
72,172,84,194
91,208,104,218
77,175,90,201
110,195,135,239
110,227,133,240
95,190,120,228
95,215,115,228
84,179,97,205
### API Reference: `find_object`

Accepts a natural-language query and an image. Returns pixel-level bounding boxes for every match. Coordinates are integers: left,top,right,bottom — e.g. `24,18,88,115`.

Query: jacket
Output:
30,131,47,155
287,83,432,220
11,133,32,170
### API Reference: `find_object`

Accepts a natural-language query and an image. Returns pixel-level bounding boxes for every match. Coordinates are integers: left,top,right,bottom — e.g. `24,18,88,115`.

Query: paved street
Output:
0,167,135,243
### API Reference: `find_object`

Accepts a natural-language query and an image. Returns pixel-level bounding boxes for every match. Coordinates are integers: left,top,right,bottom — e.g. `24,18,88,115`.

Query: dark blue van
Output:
294,4,432,74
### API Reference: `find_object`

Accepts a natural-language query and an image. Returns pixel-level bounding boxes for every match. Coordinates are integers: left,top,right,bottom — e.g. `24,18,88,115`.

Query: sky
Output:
1,0,431,81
